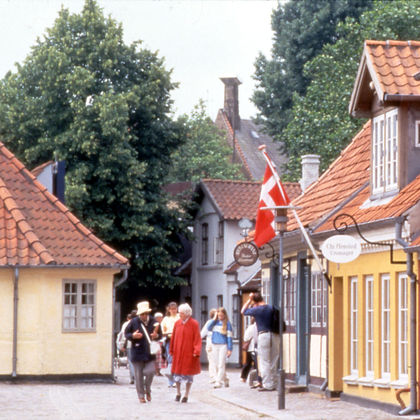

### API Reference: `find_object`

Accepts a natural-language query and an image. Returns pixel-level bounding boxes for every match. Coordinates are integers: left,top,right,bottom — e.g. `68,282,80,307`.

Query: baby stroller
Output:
114,331,128,369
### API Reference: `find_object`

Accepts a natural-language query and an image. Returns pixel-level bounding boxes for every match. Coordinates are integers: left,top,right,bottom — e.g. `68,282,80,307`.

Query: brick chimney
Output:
300,154,320,191
220,77,241,130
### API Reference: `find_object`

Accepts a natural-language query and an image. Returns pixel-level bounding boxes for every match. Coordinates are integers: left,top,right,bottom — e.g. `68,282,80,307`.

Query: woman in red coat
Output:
170,303,202,403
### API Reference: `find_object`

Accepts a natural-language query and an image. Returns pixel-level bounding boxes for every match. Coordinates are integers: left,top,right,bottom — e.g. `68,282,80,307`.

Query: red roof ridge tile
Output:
365,40,420,47
219,110,254,179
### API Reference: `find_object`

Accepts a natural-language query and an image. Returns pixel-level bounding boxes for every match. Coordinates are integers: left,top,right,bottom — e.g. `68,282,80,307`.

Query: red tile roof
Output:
317,174,420,234
366,40,420,98
200,179,301,221
0,142,128,267
287,121,371,231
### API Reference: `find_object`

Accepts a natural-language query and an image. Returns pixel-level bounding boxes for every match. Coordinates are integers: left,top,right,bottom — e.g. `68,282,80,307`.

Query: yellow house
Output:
255,40,420,415
0,143,128,380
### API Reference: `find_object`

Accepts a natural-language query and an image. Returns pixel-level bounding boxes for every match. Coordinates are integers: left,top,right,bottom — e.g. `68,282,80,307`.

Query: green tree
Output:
282,0,420,180
252,0,371,137
167,101,244,183
0,0,186,286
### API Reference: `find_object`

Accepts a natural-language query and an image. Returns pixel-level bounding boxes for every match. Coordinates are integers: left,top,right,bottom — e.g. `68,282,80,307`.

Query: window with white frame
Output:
398,273,408,380
232,294,240,339
214,221,224,264
372,109,398,194
63,280,96,331
416,121,420,147
350,276,358,374
200,296,208,327
381,274,391,379
365,275,374,377
201,223,209,265
311,272,327,328
285,274,296,326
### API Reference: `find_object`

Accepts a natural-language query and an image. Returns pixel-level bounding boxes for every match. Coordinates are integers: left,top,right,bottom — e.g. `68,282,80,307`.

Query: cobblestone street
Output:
1,366,417,419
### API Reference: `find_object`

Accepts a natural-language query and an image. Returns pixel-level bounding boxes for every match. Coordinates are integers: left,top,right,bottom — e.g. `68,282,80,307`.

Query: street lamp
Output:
275,207,288,410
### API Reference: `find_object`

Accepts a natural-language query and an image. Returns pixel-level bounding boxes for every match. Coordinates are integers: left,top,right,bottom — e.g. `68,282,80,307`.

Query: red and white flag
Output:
253,156,290,247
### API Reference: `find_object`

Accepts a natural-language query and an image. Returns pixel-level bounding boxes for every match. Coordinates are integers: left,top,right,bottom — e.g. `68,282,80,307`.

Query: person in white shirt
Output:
116,310,137,384
200,308,217,383
161,302,180,387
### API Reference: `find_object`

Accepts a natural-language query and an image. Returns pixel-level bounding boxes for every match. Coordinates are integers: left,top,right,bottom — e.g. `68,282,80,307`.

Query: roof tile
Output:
201,179,301,221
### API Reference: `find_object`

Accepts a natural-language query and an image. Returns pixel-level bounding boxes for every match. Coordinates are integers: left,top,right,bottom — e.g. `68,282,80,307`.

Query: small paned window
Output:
201,223,209,265
365,275,374,377
350,276,358,375
200,296,208,327
398,273,408,379
381,274,391,379
63,280,96,332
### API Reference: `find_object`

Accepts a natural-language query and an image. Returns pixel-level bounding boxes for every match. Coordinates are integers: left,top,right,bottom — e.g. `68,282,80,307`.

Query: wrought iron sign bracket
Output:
333,213,406,265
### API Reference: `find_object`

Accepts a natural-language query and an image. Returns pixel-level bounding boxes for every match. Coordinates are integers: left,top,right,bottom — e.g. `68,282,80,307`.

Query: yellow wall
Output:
328,248,416,406
0,267,119,376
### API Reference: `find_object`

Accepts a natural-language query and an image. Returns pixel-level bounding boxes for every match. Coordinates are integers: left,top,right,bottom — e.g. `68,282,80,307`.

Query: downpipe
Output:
396,219,417,416
112,269,128,381
12,267,19,377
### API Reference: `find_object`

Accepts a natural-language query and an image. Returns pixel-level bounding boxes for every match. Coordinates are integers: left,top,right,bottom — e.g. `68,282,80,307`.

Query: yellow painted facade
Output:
328,248,417,407
0,267,119,376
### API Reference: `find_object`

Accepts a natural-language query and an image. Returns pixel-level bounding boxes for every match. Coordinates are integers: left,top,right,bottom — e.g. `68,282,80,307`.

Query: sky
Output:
0,0,278,120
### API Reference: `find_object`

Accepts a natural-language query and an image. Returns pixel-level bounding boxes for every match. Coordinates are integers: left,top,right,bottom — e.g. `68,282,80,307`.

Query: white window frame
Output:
365,275,374,377
214,221,224,264
350,276,358,375
200,295,208,327
285,274,296,326
311,272,327,328
372,109,398,194
398,273,409,380
415,121,420,147
381,274,391,380
201,223,209,265
62,279,96,332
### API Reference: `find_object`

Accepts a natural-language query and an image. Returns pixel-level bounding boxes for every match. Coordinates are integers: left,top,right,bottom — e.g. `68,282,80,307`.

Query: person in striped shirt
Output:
207,307,233,388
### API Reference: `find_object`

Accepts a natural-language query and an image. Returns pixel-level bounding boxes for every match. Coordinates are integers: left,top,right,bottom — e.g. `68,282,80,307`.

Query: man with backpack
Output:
241,291,280,392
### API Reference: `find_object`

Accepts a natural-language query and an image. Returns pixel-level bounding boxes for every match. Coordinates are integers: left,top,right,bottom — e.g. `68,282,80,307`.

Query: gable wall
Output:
0,267,117,376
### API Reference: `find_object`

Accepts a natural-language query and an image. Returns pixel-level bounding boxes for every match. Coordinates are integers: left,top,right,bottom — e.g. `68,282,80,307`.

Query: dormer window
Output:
372,109,398,195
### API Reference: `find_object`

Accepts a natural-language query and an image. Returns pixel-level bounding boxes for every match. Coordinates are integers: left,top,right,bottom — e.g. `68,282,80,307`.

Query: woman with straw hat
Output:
125,301,162,403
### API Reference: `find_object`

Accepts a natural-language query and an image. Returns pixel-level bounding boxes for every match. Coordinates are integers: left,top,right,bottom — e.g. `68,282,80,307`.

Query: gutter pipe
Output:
395,219,417,416
112,269,128,381
12,267,19,377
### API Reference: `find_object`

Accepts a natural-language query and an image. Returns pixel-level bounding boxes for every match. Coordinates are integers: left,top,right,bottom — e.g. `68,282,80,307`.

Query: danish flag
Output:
253,149,290,248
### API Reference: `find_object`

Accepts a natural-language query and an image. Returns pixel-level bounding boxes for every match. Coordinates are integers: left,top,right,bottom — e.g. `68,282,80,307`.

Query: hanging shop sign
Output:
233,242,259,266
321,234,361,263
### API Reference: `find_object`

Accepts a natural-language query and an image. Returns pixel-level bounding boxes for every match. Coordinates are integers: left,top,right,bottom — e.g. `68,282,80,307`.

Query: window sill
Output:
373,378,391,388
342,374,359,385
358,376,374,387
390,379,409,389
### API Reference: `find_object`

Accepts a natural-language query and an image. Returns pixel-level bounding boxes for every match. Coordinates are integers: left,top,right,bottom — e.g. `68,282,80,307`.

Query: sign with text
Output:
321,235,361,263
233,242,259,266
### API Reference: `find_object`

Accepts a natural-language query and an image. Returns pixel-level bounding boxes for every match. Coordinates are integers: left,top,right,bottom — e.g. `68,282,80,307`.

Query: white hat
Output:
137,301,152,315
154,312,163,318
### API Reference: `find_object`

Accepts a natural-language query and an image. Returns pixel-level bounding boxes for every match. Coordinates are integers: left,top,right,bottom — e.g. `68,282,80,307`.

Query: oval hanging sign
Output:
321,235,361,263
233,242,259,266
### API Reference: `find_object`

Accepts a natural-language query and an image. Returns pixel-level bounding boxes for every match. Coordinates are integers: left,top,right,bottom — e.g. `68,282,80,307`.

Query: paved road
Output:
0,365,415,419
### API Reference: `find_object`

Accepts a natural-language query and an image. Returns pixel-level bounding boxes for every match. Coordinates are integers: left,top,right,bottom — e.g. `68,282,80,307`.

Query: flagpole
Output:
259,146,327,281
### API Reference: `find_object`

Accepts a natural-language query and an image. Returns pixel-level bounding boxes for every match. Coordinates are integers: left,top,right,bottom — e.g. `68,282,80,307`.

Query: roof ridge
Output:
220,111,254,179
201,178,261,185
0,177,55,265
365,40,420,47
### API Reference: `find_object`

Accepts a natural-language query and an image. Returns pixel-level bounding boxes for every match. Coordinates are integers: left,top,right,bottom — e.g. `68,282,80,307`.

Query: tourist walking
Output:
161,302,180,387
116,310,137,384
125,301,162,403
200,308,217,383
170,303,202,403
241,292,279,392
207,307,233,388
240,317,259,385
